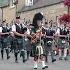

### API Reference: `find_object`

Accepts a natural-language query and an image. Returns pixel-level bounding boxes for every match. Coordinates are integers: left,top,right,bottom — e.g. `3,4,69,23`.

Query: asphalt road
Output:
0,53,70,70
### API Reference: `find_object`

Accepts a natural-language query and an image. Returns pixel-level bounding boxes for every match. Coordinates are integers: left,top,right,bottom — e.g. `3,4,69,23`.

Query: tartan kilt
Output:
32,43,44,56
0,38,2,48
15,37,30,50
10,37,17,51
57,38,69,48
15,38,25,51
35,45,43,56
1,36,11,49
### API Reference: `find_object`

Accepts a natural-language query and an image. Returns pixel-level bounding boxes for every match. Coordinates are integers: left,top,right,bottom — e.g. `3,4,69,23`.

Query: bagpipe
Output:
31,29,42,44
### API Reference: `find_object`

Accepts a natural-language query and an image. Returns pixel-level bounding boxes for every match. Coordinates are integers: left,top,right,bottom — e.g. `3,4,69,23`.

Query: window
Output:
13,0,18,5
25,0,33,6
25,0,29,6
29,0,33,6
10,0,15,8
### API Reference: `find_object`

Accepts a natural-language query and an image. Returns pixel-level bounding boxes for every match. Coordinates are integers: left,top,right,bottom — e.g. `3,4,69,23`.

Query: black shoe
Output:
2,58,4,60
64,57,68,60
42,66,48,69
34,68,37,69
52,59,56,62
7,56,10,60
59,57,62,60
23,60,26,63
1,56,3,60
15,60,18,63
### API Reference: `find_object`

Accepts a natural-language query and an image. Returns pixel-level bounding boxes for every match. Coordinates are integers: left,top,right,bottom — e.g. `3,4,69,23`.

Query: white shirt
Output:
0,27,2,32
12,24,30,35
12,25,16,32
26,28,30,35
55,28,60,35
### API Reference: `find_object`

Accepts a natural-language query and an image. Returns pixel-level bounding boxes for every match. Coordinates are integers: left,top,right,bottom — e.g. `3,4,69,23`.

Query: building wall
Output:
0,0,25,23
1,2,68,23
20,3,68,22
17,0,25,12
3,6,16,23
0,9,2,21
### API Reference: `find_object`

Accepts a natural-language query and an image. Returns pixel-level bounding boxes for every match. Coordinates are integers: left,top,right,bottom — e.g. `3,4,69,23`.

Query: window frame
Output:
10,0,15,8
25,0,33,6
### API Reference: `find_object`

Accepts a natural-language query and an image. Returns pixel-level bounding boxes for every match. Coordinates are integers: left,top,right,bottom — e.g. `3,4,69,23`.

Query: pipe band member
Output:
31,12,48,69
0,22,10,60
56,23,69,60
43,23,56,62
12,16,27,63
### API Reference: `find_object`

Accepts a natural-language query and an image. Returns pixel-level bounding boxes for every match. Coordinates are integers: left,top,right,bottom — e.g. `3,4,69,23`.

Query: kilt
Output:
1,36,11,49
36,44,43,56
15,38,25,51
25,39,31,52
0,38,2,48
31,39,46,56
31,43,36,56
15,37,31,51
10,36,16,50
57,38,69,48
33,45,43,56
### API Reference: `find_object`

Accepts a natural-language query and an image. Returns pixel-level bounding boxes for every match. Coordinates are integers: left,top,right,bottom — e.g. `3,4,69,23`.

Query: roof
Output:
0,0,9,8
21,0,64,12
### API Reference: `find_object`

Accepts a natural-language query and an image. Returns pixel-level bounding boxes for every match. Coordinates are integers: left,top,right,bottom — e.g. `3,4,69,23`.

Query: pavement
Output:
0,52,70,70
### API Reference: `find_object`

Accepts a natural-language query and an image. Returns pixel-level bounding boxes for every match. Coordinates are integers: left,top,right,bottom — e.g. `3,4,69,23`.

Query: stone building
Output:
0,0,26,23
19,0,68,22
0,0,69,23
